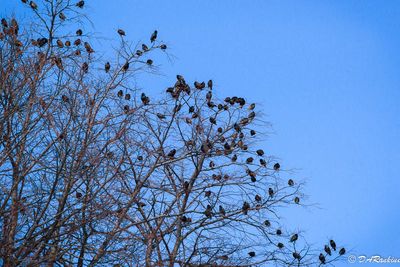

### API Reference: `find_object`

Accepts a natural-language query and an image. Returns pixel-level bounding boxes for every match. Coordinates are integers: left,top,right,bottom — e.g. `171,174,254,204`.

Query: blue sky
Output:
3,1,400,265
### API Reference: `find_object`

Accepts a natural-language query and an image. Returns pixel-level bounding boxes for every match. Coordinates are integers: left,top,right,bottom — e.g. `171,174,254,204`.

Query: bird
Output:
160,44,167,50
248,111,255,120
156,113,166,120
81,62,88,73
218,255,228,261
105,62,110,73
76,29,83,36
264,220,271,227
330,240,336,251
117,29,125,36
273,163,280,171
167,149,176,159
277,243,284,249
205,191,211,197
339,248,346,255
76,192,82,198
146,59,153,65
260,159,266,167
65,40,70,47
74,38,81,46
250,130,256,136
248,103,256,110
247,170,256,182
61,95,69,103
56,39,63,48
288,179,294,186
117,90,123,97
204,205,212,218
136,50,143,56
209,161,215,168
21,0,27,3
242,201,250,215
255,195,261,202
122,62,129,71
292,252,301,260
84,42,94,53
219,205,226,216
268,188,274,197
124,94,131,100
290,234,298,242
231,154,237,162
276,229,282,235
223,142,231,151
150,30,158,42
319,253,326,264
142,44,149,51
59,12,66,20
256,149,264,156
137,155,143,161
246,157,254,164
76,1,84,8
30,1,38,9
248,251,256,257
1,19,8,28
194,81,205,89
294,196,300,204
207,79,213,89
324,245,332,256
123,105,129,113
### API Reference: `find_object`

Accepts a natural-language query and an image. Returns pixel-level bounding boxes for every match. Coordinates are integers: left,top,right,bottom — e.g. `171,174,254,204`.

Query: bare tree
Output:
0,1,346,266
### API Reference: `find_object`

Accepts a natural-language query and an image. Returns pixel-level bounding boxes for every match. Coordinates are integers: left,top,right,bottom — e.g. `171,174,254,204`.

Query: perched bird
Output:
157,113,166,120
273,163,280,171
160,44,167,50
319,253,326,264
277,243,284,249
290,233,298,242
276,229,282,235
1,18,8,28
207,79,213,89
56,39,64,48
150,30,158,43
84,42,94,53
255,194,262,202
264,220,271,227
117,90,123,97
117,29,125,36
123,105,129,113
249,103,256,110
122,62,129,71
324,245,332,256
248,111,255,120
81,62,88,73
21,0,28,3
205,191,212,197
30,1,38,9
59,12,66,20
218,255,228,261
37,38,48,47
146,59,153,65
248,170,256,182
76,192,82,198
268,188,274,197
10,19,19,35
293,252,301,260
206,91,212,101
219,205,226,216
61,95,69,103
74,38,81,46
250,129,256,136
256,149,264,156
248,251,256,257
189,106,195,113
105,62,110,73
204,205,212,218
260,159,266,167
288,179,294,186
65,40,70,47
339,248,346,255
246,157,254,164
223,142,231,151
76,29,83,36
242,201,250,215
294,196,300,204
194,81,205,89
124,94,131,100
167,149,176,158
231,154,237,162
136,50,143,56
330,240,336,251
76,1,84,8
142,44,149,51
209,161,215,168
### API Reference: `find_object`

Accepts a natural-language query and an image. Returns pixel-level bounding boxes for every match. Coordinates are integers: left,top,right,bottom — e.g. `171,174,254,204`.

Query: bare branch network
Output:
0,1,346,266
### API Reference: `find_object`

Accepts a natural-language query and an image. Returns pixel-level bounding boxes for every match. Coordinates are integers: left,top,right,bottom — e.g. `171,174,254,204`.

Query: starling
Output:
204,205,212,218
319,253,326,264
209,161,215,168
218,255,228,261
256,149,264,156
330,240,336,251
205,190,212,197
206,91,212,101
117,29,125,36
76,1,84,8
260,159,266,166
61,95,69,103
76,29,82,36
246,157,254,164
76,192,82,198
264,220,271,227
21,0,27,3
273,163,280,171
248,111,256,120
219,205,226,216
184,181,190,191
124,94,131,100
217,127,223,133
122,62,129,71
223,142,231,151
123,105,129,113
207,79,213,89
37,37,48,47
194,81,205,89
324,245,332,256
142,44,149,51
30,1,38,9
81,62,88,73
167,149,176,158
136,50,143,56
293,252,301,260
268,188,274,197
74,38,81,46
160,44,167,50
250,129,256,136
105,62,110,73
231,154,237,162
84,42,94,53
59,12,66,20
146,59,153,65
288,179,294,186
75,49,81,56
339,248,346,255
255,194,262,202
277,243,284,249
249,103,256,110
181,215,188,223
117,90,123,97
294,196,300,204
276,229,282,235
137,155,143,161
242,201,250,215
150,30,158,42
65,40,70,46
157,113,166,119
290,233,298,242
1,19,7,28
248,251,256,257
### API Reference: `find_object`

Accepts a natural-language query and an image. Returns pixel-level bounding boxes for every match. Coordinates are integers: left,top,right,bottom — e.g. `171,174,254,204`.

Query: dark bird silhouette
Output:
277,243,284,249
188,106,195,113
136,50,143,56
142,44,149,51
204,205,212,218
248,251,256,257
167,149,176,158
256,149,264,156
268,188,274,197
205,190,211,197
21,0,27,3
122,62,129,71
1,19,7,28
76,29,82,36
207,79,213,89
324,245,332,256
273,163,280,171
329,240,337,251
65,40,70,47
76,1,84,8
76,192,82,199
276,229,282,235
30,1,38,9
74,38,81,46
339,248,346,255
117,29,125,36
105,62,110,73
157,113,165,120
194,81,205,89
242,201,250,215
150,30,158,42
249,103,256,110
288,179,294,186
124,94,131,100
290,233,298,242
260,159,266,166
117,90,123,98
84,42,94,53
123,105,129,113
206,91,212,101
59,12,66,20
234,123,241,132
293,252,301,260
219,205,226,216
294,196,300,204
264,220,271,227
37,37,48,47
319,253,326,264
146,59,153,65
250,129,256,136
217,127,223,133
81,62,88,73
61,95,69,103
231,154,237,162
247,170,256,182
246,157,254,164
255,194,261,202
160,44,167,50
224,142,231,151
248,111,256,120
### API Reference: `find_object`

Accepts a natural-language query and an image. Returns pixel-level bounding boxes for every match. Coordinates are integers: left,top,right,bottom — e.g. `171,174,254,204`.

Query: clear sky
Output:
2,1,400,266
